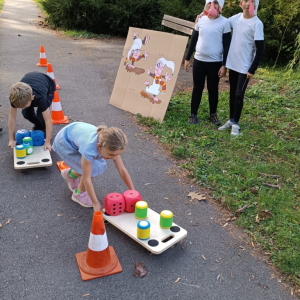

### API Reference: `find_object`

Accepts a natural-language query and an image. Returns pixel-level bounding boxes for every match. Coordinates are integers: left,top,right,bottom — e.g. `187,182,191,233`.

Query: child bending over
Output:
52,122,134,212
8,72,55,151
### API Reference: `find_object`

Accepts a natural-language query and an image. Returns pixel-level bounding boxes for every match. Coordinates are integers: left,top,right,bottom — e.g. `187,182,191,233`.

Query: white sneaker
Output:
218,120,233,130
231,124,240,136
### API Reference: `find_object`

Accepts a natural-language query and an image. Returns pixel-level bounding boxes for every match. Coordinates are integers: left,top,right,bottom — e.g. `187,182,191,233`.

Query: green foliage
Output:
41,0,163,36
138,68,300,284
40,0,300,64
0,0,4,13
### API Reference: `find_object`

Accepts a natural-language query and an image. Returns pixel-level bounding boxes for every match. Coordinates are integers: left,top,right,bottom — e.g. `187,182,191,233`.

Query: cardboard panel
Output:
110,27,188,122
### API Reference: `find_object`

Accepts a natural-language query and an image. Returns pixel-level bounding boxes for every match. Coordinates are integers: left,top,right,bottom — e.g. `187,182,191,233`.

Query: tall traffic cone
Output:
51,91,69,124
76,211,122,281
56,161,69,172
36,45,48,67
47,63,60,90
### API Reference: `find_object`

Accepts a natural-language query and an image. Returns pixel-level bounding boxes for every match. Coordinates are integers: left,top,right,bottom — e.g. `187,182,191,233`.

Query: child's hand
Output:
93,202,103,212
8,139,16,149
184,60,190,72
218,66,226,78
44,142,52,152
247,72,254,79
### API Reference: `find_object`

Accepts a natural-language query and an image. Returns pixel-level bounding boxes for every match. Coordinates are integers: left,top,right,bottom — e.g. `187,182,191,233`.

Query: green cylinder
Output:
160,210,173,229
25,145,34,155
135,201,148,219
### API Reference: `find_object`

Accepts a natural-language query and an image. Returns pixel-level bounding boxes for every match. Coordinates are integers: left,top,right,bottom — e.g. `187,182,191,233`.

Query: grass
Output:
138,67,300,287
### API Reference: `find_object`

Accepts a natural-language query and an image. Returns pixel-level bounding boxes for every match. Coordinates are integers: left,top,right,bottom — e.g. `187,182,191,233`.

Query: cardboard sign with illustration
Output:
109,27,188,122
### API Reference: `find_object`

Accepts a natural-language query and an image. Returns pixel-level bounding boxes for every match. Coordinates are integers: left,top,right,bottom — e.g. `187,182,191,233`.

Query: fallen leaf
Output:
260,210,273,219
188,192,206,201
6,218,11,225
251,241,255,248
36,235,38,239
82,294,90,297
144,183,153,186
0,222,2,228
239,246,245,250
164,197,169,200
252,275,255,280
24,195,27,198
19,221,25,224
223,222,228,227
188,213,191,215
215,260,219,263
230,272,233,278
250,188,258,195
255,214,260,223
70,217,77,220
236,205,248,214
201,255,207,260
293,220,299,224
57,214,63,217
134,262,147,278
174,278,180,283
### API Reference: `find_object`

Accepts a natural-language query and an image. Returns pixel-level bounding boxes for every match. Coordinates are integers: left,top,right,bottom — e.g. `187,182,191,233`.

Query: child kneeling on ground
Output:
52,122,134,212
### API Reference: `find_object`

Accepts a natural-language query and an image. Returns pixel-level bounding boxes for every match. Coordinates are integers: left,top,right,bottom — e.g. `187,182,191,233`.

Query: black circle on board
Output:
148,239,159,247
17,161,25,165
170,226,180,232
41,159,50,162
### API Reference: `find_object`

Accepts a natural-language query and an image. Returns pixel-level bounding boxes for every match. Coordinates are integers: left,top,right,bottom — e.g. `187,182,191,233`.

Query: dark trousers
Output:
22,106,46,130
229,69,249,123
21,94,54,131
191,59,222,116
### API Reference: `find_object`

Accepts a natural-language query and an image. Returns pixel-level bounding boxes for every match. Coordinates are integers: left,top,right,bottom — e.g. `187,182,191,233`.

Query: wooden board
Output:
103,208,187,254
162,14,195,29
161,20,193,36
14,146,52,169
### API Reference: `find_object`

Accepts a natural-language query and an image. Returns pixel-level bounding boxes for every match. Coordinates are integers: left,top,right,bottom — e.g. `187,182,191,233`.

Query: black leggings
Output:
191,59,222,116
229,69,249,123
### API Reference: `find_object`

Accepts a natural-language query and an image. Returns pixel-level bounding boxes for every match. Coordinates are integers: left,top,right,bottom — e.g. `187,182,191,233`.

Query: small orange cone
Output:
51,91,69,124
36,45,48,67
56,161,69,172
76,211,122,281
47,63,60,90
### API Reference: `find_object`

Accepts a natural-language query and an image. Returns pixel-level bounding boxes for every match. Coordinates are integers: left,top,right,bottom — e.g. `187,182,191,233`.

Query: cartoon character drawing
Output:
124,31,150,75
141,58,175,104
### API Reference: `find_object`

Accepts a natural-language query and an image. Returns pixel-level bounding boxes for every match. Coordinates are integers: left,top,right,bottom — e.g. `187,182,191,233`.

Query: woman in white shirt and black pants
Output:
185,0,231,126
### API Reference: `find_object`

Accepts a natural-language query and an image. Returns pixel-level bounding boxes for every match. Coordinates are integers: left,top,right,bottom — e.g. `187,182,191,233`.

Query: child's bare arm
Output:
81,156,102,211
114,155,134,190
8,106,17,148
42,108,52,151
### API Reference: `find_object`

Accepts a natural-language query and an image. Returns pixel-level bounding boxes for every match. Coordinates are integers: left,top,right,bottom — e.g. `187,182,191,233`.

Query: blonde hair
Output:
10,82,32,108
97,125,128,151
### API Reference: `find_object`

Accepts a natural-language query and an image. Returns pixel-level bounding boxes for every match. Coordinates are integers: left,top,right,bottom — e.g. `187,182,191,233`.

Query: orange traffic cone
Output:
56,161,69,172
47,63,60,90
76,211,122,281
36,45,48,67
51,91,69,124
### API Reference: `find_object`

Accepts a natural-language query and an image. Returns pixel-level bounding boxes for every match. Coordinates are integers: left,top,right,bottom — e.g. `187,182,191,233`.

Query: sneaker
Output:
218,120,233,131
231,124,240,136
71,190,93,208
210,113,221,126
61,168,80,192
189,114,199,125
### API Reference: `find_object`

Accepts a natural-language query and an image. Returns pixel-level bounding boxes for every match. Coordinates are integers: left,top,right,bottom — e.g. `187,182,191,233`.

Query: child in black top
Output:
8,71,56,151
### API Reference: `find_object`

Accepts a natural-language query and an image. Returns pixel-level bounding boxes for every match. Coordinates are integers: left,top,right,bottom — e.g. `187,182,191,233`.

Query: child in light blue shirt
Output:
53,122,134,211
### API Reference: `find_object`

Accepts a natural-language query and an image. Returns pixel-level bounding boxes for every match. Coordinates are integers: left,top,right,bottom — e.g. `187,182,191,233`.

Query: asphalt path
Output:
0,0,294,299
